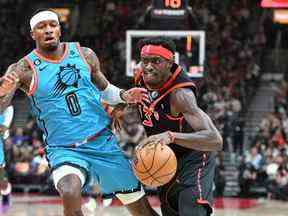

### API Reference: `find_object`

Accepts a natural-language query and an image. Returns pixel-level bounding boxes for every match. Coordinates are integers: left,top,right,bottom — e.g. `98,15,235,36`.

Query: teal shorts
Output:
0,138,5,167
45,129,140,196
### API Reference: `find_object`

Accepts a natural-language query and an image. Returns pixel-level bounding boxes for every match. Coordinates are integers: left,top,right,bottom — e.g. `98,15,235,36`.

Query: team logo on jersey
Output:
34,59,41,66
53,63,81,96
150,91,159,99
69,50,79,58
142,105,159,127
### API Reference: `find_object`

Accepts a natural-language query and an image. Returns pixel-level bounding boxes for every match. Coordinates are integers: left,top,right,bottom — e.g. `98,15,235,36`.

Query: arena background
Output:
1,0,288,215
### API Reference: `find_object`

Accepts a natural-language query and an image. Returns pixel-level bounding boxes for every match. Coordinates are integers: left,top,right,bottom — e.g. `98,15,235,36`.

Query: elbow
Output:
207,131,223,151
215,133,223,151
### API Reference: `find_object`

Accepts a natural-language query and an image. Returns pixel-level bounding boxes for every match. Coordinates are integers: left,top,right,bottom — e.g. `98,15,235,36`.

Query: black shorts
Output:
159,151,216,216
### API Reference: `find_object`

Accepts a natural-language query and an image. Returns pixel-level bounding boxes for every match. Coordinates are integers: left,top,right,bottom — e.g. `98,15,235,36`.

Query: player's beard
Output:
45,40,60,52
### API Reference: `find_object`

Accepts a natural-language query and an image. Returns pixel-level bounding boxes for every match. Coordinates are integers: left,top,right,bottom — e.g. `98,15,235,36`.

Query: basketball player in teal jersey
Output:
0,9,158,216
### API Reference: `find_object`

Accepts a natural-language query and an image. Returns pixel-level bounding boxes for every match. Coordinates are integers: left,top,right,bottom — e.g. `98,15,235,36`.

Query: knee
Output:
61,185,80,201
57,175,81,201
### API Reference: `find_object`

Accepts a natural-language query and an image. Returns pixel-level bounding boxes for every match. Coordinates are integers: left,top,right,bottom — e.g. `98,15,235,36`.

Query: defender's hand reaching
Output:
121,88,149,105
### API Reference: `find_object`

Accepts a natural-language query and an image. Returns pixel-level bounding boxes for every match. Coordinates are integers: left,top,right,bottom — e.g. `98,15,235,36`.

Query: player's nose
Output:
44,25,54,34
145,62,154,71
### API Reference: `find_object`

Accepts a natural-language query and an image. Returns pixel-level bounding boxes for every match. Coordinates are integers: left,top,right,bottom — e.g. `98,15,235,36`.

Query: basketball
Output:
132,142,177,187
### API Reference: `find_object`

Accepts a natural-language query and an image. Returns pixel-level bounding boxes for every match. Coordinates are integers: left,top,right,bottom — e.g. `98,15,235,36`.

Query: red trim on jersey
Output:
142,82,195,127
197,197,213,214
76,42,92,73
197,198,211,205
24,57,38,96
158,66,182,94
165,113,183,121
33,43,68,63
197,153,207,200
165,114,184,133
141,45,173,60
150,82,196,111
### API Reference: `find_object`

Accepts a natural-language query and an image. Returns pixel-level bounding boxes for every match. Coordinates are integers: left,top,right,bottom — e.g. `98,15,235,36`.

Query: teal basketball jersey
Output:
25,42,110,147
0,114,4,126
0,113,5,165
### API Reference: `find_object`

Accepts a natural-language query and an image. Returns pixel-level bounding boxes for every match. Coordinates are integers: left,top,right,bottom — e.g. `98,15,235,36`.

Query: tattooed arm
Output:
81,47,148,105
81,47,109,90
0,64,19,112
0,59,33,112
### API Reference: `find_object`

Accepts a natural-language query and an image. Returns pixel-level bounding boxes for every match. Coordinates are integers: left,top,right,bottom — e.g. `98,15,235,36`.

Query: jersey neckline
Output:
33,42,68,63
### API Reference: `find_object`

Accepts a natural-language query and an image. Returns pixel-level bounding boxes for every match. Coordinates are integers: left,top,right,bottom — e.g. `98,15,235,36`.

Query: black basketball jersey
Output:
135,63,199,158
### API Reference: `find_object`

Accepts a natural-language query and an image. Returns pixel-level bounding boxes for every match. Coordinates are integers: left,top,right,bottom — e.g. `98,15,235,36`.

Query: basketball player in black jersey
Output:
130,37,223,216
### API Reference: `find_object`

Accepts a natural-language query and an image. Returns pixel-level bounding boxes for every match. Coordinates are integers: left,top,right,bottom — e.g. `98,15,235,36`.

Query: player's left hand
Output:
137,131,175,150
121,87,149,105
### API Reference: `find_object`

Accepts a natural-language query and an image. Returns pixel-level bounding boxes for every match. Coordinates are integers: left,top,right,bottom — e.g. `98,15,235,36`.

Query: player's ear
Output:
58,25,61,37
30,30,36,41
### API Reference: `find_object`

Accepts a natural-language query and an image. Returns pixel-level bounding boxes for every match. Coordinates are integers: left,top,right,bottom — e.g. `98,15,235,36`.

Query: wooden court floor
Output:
1,195,288,216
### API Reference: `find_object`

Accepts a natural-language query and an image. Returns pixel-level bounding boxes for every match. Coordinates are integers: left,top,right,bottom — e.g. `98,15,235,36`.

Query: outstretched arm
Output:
0,59,33,112
81,47,148,105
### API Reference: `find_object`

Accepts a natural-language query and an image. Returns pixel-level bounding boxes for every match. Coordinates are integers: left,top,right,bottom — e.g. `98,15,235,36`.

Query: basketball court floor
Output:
1,195,288,216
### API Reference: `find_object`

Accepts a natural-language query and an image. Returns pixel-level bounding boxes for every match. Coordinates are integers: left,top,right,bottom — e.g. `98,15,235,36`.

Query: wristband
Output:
101,83,125,105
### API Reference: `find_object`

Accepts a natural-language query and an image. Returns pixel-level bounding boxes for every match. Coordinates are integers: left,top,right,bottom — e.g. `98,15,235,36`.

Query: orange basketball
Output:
132,142,177,187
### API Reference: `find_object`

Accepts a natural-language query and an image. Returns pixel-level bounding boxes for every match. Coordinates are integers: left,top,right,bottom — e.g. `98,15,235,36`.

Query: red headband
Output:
141,45,173,60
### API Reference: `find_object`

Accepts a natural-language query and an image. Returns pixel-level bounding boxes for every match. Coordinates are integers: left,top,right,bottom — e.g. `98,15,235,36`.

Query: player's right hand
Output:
137,131,175,150
120,87,149,105
0,72,19,98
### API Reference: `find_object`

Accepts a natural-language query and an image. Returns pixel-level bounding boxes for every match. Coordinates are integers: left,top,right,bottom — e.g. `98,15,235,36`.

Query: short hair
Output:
137,37,176,54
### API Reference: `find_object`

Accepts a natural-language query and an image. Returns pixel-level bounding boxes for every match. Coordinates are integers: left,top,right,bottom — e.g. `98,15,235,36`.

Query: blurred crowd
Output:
0,0,31,74
4,118,49,188
240,81,288,200
193,0,264,154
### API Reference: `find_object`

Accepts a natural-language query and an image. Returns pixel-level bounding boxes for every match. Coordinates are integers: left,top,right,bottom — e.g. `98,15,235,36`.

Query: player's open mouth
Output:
144,72,157,80
144,70,157,77
45,37,55,42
